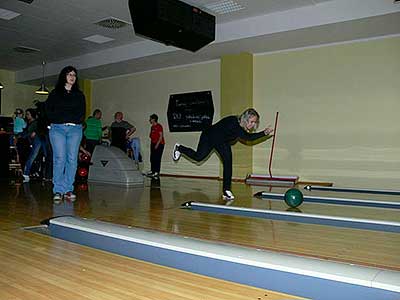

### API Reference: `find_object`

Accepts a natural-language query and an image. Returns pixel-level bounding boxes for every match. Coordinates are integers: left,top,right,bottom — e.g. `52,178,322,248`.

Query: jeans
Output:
127,137,141,162
24,136,46,176
42,134,53,180
49,124,82,194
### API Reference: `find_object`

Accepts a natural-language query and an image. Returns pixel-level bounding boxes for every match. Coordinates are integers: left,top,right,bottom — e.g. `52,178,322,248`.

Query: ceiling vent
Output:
94,17,131,29
13,46,41,53
204,0,244,15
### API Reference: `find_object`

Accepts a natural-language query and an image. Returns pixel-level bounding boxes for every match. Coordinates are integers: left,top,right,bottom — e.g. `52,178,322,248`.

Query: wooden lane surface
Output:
0,182,302,300
1,178,400,271
0,229,302,300
84,178,400,271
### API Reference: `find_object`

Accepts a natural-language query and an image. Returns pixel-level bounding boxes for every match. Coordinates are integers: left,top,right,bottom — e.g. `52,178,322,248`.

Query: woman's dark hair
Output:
15,108,24,115
26,108,37,119
114,111,123,119
55,65,80,93
150,114,158,122
93,109,102,117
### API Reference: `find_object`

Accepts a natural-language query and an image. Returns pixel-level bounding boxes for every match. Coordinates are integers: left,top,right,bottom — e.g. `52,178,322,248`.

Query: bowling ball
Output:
78,167,88,178
77,183,88,192
284,188,304,208
80,153,91,163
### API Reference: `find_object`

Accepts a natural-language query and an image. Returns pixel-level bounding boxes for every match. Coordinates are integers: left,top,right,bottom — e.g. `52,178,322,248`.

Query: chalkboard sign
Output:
167,91,214,132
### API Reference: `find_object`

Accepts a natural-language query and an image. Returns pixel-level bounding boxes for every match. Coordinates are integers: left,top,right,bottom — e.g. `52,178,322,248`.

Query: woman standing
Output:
173,108,273,201
45,66,86,201
148,114,165,178
22,108,45,182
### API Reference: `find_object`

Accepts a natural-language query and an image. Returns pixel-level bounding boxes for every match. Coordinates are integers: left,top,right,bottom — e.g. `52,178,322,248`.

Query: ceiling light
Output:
0,8,20,20
83,34,114,44
0,82,4,89
204,0,244,15
35,61,49,95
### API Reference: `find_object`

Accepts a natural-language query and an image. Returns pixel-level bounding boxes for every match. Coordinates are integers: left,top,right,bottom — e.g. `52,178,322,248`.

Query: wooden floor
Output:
1,176,399,299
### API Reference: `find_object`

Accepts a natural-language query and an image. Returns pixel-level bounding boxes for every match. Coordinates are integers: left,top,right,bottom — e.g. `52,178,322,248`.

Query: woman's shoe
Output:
64,191,76,201
222,190,235,201
172,144,181,161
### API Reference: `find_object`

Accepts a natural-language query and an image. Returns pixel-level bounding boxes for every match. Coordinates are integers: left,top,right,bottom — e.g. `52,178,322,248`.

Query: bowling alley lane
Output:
248,186,400,223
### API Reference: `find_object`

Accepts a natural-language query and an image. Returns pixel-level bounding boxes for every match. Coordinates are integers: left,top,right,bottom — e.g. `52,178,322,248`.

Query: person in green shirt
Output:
84,109,103,154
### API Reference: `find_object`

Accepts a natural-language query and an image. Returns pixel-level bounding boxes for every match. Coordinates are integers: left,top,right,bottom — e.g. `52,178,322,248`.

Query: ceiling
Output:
0,0,399,85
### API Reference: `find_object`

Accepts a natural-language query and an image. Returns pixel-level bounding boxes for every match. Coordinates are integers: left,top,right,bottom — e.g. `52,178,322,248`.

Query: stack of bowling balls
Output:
76,152,91,182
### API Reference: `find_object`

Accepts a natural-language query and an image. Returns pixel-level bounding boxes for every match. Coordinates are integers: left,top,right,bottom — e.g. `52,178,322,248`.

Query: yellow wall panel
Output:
221,53,254,178
254,37,400,188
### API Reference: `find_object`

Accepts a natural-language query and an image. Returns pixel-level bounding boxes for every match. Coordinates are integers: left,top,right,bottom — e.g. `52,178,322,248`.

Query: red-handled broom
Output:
245,112,298,186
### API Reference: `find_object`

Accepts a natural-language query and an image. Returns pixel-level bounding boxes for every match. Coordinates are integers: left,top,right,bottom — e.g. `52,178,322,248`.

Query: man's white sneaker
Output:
22,174,30,183
172,143,181,161
222,190,235,201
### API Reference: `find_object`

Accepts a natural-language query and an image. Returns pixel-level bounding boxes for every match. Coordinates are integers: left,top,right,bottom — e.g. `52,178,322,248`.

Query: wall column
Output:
220,52,254,179
81,79,92,118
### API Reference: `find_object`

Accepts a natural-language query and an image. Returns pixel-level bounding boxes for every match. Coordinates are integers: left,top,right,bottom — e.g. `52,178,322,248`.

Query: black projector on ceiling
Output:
128,0,215,52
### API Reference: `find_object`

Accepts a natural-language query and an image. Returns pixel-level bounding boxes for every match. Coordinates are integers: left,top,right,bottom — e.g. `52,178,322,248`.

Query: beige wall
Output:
0,69,47,115
3,36,399,188
92,61,221,176
254,36,400,188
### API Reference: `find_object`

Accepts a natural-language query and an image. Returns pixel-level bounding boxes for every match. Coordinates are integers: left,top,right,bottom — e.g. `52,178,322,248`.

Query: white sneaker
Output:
172,143,181,161
222,190,235,201
53,193,63,203
22,174,30,183
64,191,76,201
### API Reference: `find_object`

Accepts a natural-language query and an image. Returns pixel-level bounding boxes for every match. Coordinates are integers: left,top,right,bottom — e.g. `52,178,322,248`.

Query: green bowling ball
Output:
284,188,304,208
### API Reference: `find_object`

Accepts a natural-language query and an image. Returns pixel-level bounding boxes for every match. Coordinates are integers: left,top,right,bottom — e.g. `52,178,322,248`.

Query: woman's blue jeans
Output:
127,137,141,162
49,124,82,194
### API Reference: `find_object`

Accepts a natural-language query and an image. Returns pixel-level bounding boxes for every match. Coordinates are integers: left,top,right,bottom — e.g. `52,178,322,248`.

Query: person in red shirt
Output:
148,113,165,178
